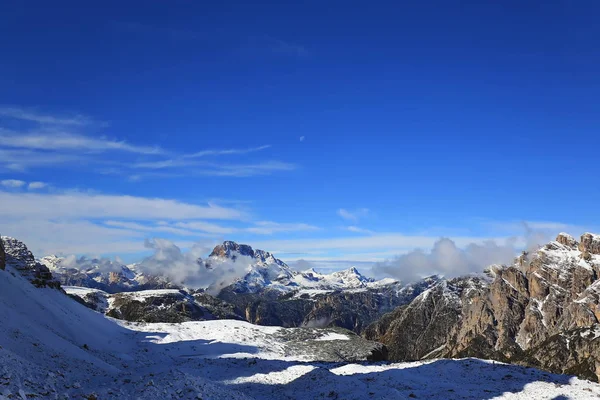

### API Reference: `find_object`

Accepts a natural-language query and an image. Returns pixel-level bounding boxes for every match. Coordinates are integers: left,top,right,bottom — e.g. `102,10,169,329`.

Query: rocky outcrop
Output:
218,276,439,333
1,236,61,289
275,326,388,362
66,287,244,323
0,237,5,271
367,233,600,381
364,278,480,360
514,325,600,382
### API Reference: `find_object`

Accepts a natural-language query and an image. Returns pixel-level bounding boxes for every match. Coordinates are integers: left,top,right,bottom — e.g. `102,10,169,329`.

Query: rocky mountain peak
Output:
209,241,255,259
331,267,372,283
209,241,288,268
579,232,600,255
555,232,578,249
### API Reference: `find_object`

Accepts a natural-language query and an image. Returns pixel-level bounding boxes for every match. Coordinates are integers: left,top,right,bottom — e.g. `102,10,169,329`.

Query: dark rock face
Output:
366,232,600,381
0,238,5,271
0,236,61,289
67,287,245,323
106,290,214,323
364,279,477,360
218,277,439,334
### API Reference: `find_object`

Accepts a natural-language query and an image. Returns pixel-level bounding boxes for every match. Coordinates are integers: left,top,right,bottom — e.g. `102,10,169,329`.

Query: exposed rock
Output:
556,232,578,249
218,276,439,334
209,241,255,259
579,233,600,255
66,287,245,323
366,232,600,381
0,237,5,271
274,326,388,362
1,236,61,289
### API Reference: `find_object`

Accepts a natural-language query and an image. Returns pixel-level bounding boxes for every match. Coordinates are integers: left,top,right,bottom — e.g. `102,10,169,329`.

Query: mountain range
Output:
1,233,598,399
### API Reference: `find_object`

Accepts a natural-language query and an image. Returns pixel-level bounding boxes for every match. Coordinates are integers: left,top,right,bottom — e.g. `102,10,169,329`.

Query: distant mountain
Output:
205,240,402,294
39,255,177,293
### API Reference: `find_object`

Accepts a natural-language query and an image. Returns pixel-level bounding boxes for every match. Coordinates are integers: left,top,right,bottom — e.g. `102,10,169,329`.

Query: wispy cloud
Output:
0,107,295,179
183,145,271,158
0,179,26,188
173,220,237,235
27,181,47,190
337,208,370,222
346,226,374,235
0,191,244,221
246,221,320,235
0,131,162,154
0,106,96,126
104,220,201,237
199,161,297,177
0,179,48,190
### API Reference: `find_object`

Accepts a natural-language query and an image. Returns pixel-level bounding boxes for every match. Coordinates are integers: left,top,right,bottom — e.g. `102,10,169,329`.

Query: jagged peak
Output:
555,232,578,248
579,232,600,255
209,241,255,258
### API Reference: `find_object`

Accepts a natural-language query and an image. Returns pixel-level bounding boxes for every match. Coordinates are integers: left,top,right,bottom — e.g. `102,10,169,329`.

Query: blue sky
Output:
0,1,599,271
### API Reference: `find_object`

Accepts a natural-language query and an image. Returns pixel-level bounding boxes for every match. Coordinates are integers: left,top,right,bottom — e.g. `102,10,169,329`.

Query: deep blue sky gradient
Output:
1,1,599,264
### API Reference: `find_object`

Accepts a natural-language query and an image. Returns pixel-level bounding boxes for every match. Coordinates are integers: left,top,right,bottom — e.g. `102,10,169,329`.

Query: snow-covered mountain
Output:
40,240,402,295
39,255,176,293
205,240,402,294
1,234,599,399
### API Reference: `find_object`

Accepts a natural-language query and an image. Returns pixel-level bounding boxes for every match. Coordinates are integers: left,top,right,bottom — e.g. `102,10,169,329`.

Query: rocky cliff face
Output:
0,236,61,289
366,232,600,381
219,276,440,333
0,237,5,271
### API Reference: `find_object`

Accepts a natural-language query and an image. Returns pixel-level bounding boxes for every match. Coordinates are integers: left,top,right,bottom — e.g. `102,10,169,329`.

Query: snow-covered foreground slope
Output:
2,264,600,399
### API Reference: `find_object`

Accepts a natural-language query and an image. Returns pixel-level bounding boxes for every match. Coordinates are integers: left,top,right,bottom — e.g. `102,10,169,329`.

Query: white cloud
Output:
346,226,374,235
245,221,320,235
0,107,295,179
130,160,297,177
103,220,201,237
183,145,271,158
0,179,26,188
372,237,519,283
0,191,244,220
0,190,244,255
0,131,161,154
198,161,297,177
251,234,516,256
0,106,96,126
0,148,86,171
337,208,370,222
173,220,237,235
27,182,47,190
